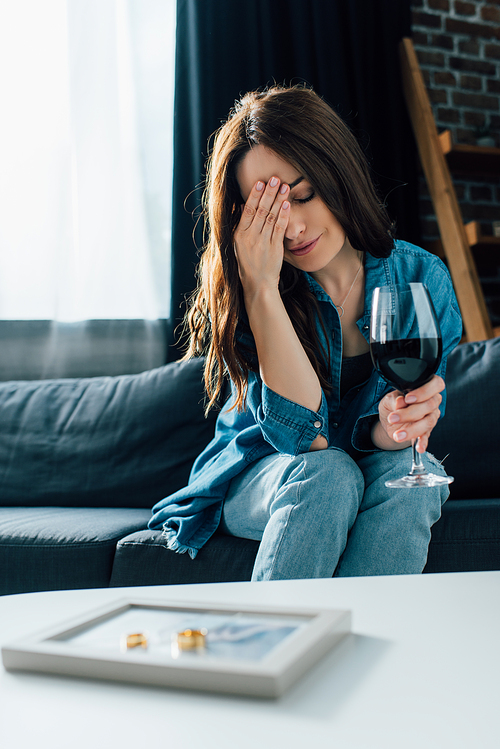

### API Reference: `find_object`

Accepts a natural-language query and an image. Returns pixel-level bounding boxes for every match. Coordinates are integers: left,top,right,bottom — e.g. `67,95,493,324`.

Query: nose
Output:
284,207,306,243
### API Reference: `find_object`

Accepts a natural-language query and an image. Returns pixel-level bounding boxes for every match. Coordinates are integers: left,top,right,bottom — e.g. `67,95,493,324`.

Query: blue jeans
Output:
220,447,449,580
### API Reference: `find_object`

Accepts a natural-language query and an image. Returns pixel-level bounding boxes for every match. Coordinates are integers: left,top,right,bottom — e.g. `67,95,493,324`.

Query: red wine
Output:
370,337,442,392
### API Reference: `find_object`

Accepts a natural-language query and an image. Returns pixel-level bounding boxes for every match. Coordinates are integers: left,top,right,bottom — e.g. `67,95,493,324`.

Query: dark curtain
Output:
168,0,417,360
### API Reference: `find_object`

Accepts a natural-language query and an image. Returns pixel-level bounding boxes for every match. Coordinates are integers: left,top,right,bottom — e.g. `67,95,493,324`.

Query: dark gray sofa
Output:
1,337,499,596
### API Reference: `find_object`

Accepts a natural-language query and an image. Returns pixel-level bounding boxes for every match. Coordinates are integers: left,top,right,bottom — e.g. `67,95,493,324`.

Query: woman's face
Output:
235,144,351,274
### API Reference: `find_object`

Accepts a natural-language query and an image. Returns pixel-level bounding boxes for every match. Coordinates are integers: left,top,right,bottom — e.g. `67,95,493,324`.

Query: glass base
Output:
385,472,454,488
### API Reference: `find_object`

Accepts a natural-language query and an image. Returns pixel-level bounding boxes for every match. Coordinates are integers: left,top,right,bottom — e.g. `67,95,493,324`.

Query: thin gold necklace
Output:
334,257,363,318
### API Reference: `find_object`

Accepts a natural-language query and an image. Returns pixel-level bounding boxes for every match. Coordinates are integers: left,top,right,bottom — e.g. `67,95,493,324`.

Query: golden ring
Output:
125,632,148,649
176,628,207,649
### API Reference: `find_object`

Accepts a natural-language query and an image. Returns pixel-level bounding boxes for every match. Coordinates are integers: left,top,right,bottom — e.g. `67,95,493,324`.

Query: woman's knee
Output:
269,448,364,532
293,447,365,499
301,447,364,492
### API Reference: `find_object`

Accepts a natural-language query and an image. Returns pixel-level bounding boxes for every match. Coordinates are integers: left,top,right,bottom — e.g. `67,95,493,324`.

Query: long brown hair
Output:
181,85,394,413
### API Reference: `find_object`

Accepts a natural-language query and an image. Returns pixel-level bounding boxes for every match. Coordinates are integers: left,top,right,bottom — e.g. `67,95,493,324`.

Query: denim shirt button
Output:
313,421,321,428
332,422,339,428
363,324,369,330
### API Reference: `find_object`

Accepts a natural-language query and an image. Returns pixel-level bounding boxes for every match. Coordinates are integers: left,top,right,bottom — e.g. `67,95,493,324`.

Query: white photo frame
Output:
2,598,351,698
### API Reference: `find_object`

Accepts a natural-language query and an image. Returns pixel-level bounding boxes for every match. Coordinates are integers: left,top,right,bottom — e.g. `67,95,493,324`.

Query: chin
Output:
285,253,329,273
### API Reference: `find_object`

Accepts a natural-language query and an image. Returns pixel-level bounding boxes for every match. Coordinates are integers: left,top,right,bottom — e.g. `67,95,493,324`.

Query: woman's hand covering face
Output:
233,177,290,295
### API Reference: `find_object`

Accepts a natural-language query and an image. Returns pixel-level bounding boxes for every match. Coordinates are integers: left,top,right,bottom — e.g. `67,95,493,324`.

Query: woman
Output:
149,85,463,579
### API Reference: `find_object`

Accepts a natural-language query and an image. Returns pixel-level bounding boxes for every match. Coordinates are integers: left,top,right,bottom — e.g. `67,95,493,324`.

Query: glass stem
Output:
410,438,426,476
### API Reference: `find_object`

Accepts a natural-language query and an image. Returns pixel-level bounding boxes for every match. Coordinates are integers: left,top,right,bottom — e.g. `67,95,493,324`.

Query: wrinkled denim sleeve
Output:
350,381,390,453
245,372,329,456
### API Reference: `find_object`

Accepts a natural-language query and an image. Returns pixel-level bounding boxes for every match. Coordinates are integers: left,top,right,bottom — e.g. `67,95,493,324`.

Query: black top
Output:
340,351,373,400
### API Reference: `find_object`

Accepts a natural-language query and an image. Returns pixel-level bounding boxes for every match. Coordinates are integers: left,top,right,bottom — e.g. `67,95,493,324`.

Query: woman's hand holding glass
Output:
376,374,445,454
233,177,290,295
370,282,453,488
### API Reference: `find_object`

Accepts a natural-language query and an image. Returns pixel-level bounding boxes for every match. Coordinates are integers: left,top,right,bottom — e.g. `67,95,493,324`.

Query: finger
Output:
237,180,268,233
271,198,291,241
404,375,445,404
379,390,404,416
381,393,409,429
262,184,290,239
258,179,290,237
393,409,440,444
389,393,442,426
416,434,430,453
250,176,284,233
393,393,407,412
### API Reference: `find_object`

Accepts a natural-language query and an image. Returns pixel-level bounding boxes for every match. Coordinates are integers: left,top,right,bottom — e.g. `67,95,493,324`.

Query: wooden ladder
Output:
399,37,496,342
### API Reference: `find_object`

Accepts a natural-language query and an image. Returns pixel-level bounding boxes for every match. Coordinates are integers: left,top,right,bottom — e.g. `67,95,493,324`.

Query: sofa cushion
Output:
428,337,500,500
110,495,500,585
424,499,500,573
109,529,259,587
0,507,151,595
0,358,216,508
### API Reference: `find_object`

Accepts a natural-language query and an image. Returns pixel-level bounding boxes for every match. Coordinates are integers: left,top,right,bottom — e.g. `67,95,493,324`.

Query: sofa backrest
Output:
0,358,217,509
1,338,497,510
428,337,500,499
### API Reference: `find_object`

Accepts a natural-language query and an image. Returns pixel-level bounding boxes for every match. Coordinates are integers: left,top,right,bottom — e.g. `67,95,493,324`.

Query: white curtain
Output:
0,0,175,323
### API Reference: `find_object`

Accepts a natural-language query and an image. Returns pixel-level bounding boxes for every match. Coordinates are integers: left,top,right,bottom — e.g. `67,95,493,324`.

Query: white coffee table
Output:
1,572,499,749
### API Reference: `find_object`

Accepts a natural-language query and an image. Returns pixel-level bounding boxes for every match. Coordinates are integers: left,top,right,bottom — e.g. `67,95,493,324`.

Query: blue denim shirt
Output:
149,241,463,557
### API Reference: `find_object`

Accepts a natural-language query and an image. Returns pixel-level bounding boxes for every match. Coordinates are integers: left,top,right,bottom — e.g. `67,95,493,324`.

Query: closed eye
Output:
294,191,315,205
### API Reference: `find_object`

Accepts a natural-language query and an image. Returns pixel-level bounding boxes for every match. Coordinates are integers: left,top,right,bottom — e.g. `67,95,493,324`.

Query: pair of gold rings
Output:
123,628,208,650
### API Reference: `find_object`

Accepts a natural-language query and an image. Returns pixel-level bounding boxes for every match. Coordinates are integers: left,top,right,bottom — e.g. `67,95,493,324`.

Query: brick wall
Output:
410,0,500,327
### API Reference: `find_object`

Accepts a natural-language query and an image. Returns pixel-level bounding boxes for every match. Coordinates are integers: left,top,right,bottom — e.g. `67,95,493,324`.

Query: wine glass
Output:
370,282,453,488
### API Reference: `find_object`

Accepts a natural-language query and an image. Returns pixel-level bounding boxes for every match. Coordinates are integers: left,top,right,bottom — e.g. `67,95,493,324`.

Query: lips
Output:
287,236,320,256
